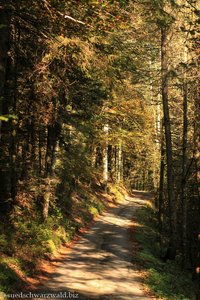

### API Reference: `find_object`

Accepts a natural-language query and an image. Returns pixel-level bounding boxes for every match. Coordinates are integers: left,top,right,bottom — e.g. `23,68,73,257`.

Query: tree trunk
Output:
192,85,200,294
0,6,14,214
45,124,59,177
181,46,188,266
158,120,165,250
102,124,109,187
43,179,51,221
161,27,177,257
0,3,11,131
116,142,123,183
38,125,43,175
30,116,37,172
108,145,115,181
91,145,96,168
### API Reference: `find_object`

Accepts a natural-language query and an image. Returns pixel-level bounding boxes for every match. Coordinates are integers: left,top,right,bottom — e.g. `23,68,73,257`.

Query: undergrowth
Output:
0,182,122,295
135,204,197,300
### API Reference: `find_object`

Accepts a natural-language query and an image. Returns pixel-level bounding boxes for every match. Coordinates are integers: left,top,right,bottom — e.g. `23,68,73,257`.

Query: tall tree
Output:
161,24,177,257
0,1,14,214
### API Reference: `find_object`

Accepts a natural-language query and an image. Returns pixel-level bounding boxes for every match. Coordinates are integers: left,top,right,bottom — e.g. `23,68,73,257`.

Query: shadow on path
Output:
32,191,154,300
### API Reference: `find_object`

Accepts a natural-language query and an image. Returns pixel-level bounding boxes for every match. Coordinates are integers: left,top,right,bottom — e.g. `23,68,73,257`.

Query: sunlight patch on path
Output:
34,192,155,300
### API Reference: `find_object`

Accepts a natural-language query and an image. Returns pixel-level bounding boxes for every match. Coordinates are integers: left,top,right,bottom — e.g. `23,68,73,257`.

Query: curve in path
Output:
34,191,155,300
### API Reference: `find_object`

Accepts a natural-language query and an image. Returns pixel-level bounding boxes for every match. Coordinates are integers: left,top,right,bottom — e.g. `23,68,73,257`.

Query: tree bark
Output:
45,124,59,177
158,119,165,249
0,5,13,214
161,27,177,257
116,142,123,183
181,46,188,266
102,124,109,187
0,3,11,126
43,179,51,221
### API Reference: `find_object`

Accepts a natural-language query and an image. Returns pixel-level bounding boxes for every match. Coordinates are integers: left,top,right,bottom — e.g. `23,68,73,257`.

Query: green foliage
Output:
135,205,197,300
0,235,8,252
11,213,78,258
0,259,24,293
86,197,105,217
0,0,198,297
0,178,109,274
147,264,194,300
0,181,122,294
109,184,124,202
0,115,17,122
0,24,6,30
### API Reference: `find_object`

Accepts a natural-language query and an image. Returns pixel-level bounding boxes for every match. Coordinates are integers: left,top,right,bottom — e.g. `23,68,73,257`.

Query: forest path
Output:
34,191,155,300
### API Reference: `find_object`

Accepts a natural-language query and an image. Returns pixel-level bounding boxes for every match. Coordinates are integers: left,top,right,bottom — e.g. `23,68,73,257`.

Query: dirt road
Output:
34,191,154,300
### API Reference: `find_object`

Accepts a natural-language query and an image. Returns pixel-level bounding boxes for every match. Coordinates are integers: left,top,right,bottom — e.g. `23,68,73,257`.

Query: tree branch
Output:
64,15,85,25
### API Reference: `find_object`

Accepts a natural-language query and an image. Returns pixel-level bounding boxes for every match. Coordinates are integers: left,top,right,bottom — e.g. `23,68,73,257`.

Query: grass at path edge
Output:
135,203,197,300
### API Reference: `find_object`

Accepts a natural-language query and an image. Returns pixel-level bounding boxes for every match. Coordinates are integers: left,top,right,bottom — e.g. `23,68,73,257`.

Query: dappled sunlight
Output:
34,195,153,300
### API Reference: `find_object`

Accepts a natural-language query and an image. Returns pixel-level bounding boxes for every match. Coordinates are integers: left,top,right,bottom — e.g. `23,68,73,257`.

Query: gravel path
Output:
34,191,154,300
